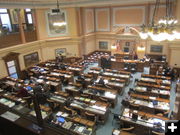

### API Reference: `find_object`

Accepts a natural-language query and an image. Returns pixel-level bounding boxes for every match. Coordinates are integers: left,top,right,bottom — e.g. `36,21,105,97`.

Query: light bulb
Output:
139,32,148,39
150,34,164,42
174,20,178,24
173,31,180,39
167,34,176,41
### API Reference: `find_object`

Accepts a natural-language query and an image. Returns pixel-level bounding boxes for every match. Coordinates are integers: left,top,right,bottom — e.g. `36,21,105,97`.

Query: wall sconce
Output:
111,44,117,50
137,46,145,51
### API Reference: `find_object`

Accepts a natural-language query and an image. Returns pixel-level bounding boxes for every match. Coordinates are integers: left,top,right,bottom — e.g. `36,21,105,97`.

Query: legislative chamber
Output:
0,0,180,135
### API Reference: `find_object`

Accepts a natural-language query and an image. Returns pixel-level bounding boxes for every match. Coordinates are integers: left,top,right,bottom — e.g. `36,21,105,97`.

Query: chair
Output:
64,106,77,116
81,94,89,98
85,111,97,122
129,103,139,110
152,131,165,135
156,113,163,117
124,63,129,71
130,63,137,73
112,113,120,125
163,110,170,117
99,97,108,103
124,56,129,60
23,96,32,108
47,99,55,111
121,126,135,133
99,97,111,107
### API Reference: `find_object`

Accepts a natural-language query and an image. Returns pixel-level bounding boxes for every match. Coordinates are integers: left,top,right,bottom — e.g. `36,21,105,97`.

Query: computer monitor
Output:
152,100,158,106
26,86,32,91
57,117,65,123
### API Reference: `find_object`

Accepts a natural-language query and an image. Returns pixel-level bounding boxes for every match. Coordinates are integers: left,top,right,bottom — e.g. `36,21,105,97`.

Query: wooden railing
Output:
0,30,37,49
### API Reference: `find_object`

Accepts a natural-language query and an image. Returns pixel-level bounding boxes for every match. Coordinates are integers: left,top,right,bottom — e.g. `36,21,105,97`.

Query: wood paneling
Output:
0,30,37,49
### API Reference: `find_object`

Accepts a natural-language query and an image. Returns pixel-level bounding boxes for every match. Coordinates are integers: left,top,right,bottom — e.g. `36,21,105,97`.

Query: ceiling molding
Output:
0,0,158,9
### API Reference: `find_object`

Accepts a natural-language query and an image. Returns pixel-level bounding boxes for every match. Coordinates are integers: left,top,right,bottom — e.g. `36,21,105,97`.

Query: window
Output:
7,60,18,78
25,9,33,24
0,8,12,32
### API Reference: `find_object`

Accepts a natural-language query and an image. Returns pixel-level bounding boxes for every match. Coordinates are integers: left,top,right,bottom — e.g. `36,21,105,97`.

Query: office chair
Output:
129,103,139,110
112,113,120,126
23,96,32,108
85,111,97,122
129,88,135,93
81,94,89,98
124,63,129,71
130,63,137,73
64,106,76,116
124,56,129,60
47,99,55,111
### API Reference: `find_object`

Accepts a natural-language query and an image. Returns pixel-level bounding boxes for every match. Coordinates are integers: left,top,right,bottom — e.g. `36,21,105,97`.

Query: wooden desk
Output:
102,72,130,85
130,93,170,103
110,59,145,72
105,69,131,75
85,86,118,107
70,99,109,124
130,94,170,112
139,77,171,86
0,106,64,135
137,82,171,91
141,74,171,80
134,86,170,99
120,108,168,134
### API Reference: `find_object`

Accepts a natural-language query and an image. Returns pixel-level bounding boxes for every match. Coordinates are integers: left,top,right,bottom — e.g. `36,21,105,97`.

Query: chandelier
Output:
139,0,180,41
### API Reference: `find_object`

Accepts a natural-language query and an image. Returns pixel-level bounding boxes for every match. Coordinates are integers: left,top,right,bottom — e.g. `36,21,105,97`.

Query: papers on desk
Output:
0,98,15,108
56,111,63,117
113,130,120,135
1,111,20,122
149,97,156,100
91,105,106,112
37,79,44,83
105,92,116,99
111,58,116,61
29,111,48,119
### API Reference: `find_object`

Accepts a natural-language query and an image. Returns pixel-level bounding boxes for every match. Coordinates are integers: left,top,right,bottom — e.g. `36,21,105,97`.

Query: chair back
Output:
85,111,96,122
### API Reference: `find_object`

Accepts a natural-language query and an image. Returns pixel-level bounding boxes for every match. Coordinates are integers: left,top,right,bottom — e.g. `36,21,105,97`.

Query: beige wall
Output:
169,44,180,68
0,38,81,78
35,8,80,39
83,34,96,54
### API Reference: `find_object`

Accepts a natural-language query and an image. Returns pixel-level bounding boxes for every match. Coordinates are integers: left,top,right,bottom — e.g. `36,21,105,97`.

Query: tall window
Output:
25,9,33,24
0,9,12,32
7,60,18,79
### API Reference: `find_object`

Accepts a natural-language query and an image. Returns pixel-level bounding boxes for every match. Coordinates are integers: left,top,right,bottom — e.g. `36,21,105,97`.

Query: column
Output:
17,9,26,44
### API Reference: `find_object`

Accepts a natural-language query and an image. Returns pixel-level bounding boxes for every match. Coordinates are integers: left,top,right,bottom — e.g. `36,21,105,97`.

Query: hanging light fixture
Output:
139,0,180,41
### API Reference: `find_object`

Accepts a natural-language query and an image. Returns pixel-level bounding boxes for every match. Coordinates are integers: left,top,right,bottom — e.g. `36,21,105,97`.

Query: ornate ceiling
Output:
0,0,159,8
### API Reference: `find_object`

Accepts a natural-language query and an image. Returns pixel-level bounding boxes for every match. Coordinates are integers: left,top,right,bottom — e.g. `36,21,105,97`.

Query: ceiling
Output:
0,0,160,8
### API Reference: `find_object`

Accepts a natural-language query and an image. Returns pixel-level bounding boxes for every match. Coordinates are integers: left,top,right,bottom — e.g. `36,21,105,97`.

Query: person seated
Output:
63,78,69,86
134,52,138,60
77,75,85,81
60,63,66,70
97,77,105,86
16,86,29,98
